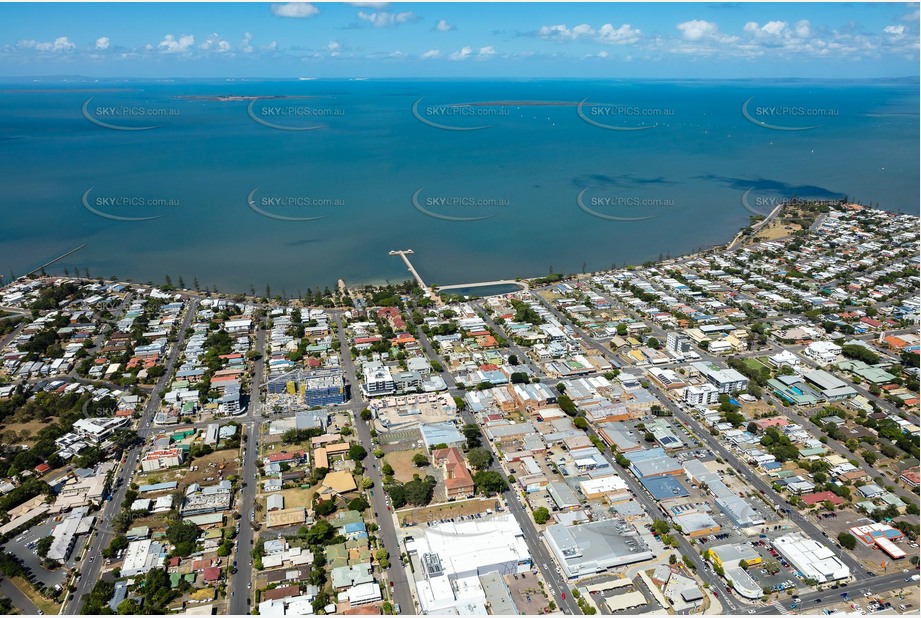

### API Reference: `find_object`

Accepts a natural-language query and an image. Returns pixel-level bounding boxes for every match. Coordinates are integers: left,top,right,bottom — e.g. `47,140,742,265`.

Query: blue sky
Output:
1,2,918,78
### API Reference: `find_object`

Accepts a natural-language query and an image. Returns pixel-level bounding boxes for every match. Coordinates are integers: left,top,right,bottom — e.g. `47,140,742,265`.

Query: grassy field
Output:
743,357,770,373
10,576,59,615
0,420,51,447
385,449,432,484
273,486,318,510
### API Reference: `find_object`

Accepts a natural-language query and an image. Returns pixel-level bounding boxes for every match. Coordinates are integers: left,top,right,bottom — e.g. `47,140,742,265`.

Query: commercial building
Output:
802,369,858,402
804,341,842,364
848,523,906,560
685,383,719,406
302,370,346,406
122,539,165,577
666,332,691,355
579,475,630,501
772,533,850,583
72,416,129,443
47,508,93,562
543,520,654,578
707,544,763,599
140,448,185,472
420,422,466,451
407,516,532,614
361,361,395,397
691,362,749,394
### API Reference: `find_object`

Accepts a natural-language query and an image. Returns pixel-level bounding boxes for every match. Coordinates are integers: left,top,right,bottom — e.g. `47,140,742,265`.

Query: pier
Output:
389,249,430,294
26,244,87,277
388,250,528,303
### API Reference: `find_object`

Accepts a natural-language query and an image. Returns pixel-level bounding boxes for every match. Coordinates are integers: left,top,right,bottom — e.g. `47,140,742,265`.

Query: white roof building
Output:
772,533,850,583
121,539,165,577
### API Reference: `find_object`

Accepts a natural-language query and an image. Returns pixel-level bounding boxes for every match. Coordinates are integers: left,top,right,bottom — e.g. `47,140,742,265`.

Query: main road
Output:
641,377,869,582
66,298,199,614
228,319,267,615
332,313,414,614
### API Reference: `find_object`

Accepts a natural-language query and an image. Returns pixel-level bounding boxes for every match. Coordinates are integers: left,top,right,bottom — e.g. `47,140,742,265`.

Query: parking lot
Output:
2,519,77,589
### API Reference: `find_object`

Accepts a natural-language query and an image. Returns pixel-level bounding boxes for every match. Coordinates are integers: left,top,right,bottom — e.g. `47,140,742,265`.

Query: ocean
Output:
0,78,917,293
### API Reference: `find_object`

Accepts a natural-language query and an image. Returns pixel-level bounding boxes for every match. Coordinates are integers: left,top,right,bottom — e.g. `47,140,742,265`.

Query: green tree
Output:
412,453,430,467
532,507,550,525
349,443,368,462
837,532,857,550
36,535,53,559
348,496,370,512
466,447,494,470
473,470,508,495
314,499,337,517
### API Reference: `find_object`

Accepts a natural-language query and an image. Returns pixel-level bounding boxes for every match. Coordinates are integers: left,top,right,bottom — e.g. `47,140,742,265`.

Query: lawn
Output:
385,449,432,484
10,576,60,615
0,420,52,447
743,357,770,373
274,486,319,510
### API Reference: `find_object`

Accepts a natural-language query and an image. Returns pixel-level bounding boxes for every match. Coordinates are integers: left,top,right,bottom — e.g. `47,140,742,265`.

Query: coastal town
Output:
0,201,918,617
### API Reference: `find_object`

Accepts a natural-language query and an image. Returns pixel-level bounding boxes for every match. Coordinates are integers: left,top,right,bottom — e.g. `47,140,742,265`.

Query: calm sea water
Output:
0,78,917,293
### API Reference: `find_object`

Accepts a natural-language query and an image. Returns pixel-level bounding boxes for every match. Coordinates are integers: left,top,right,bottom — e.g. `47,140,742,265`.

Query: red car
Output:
561,593,566,600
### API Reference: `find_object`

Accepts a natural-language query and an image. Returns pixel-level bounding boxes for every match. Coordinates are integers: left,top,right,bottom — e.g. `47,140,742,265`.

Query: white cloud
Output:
200,32,231,53
598,23,642,44
357,10,418,27
884,24,906,38
421,49,441,59
271,3,319,19
448,45,495,61
242,32,254,53
449,45,472,60
677,20,720,41
158,34,195,53
95,36,110,50
327,40,341,57
17,36,76,52
349,2,389,7
538,22,640,45
435,19,455,32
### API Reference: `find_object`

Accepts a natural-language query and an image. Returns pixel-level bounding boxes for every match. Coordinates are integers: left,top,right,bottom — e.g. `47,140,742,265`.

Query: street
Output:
65,298,199,614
